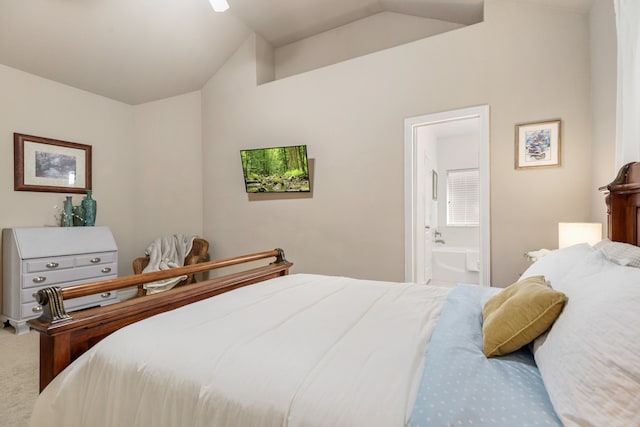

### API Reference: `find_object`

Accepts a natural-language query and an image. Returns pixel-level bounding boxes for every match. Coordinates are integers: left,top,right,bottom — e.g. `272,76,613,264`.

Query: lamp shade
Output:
209,0,229,12
558,222,602,248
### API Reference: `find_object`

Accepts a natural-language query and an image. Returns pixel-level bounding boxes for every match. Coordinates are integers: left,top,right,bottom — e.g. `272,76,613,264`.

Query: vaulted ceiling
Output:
0,0,593,105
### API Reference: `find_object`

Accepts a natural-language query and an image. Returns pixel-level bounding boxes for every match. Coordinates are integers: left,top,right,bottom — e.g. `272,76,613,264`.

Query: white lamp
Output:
209,0,229,12
558,222,603,248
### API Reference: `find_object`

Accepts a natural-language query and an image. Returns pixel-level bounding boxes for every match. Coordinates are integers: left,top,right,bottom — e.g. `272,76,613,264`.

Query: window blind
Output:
447,169,479,226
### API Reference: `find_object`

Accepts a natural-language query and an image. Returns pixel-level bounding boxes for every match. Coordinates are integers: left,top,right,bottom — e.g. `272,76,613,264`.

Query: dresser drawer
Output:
20,290,118,319
21,300,46,318
22,263,117,289
24,256,75,273
75,251,116,267
20,273,118,302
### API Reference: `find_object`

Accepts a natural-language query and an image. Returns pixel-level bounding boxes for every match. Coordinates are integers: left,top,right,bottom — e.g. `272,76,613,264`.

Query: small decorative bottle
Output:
82,190,97,226
62,196,73,227
72,205,85,226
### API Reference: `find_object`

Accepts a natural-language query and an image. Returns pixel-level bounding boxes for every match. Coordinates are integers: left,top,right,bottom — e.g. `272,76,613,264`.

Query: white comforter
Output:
30,274,450,427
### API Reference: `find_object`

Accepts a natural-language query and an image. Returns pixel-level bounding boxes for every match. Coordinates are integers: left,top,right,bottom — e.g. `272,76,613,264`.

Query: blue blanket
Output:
409,285,562,427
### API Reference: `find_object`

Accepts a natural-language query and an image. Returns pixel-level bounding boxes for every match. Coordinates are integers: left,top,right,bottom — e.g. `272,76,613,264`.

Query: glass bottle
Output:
82,190,97,226
62,196,73,227
72,205,85,226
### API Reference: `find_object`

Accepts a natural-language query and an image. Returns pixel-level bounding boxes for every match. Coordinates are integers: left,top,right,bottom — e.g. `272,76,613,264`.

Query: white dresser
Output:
2,226,119,334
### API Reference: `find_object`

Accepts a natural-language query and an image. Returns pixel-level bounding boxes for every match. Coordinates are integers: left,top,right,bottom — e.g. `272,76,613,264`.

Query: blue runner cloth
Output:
409,285,562,427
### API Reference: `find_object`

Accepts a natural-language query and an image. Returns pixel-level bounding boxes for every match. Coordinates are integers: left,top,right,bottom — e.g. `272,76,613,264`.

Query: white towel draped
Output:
141,234,196,295
465,249,480,272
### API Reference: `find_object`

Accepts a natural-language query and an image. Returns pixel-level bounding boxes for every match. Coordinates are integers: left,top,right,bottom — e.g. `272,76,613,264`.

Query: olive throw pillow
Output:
482,276,566,357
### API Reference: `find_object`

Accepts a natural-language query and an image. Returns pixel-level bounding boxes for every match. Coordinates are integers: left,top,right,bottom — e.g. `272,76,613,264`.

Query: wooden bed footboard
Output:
28,248,292,392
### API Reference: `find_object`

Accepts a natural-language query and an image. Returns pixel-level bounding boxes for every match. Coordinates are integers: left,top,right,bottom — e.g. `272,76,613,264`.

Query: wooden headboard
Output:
600,162,640,246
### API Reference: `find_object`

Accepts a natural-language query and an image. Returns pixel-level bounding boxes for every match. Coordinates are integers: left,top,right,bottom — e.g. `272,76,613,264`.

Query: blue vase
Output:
62,196,73,227
82,190,97,226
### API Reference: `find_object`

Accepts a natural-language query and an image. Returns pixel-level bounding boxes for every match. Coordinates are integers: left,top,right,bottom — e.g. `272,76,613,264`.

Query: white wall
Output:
274,12,464,80
0,65,204,309
589,0,617,226
202,0,594,286
0,63,134,309
0,0,616,301
132,91,204,257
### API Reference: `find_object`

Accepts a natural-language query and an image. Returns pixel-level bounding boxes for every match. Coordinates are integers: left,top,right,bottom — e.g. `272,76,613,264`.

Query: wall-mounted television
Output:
240,145,310,193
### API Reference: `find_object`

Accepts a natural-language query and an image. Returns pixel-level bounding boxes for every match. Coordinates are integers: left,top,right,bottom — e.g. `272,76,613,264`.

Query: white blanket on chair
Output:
142,234,196,295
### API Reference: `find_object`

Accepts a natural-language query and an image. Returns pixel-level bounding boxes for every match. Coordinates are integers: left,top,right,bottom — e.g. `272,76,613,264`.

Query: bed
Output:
27,163,640,426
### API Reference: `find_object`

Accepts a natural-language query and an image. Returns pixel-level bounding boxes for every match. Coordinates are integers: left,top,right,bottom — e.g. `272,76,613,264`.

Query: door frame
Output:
404,105,491,285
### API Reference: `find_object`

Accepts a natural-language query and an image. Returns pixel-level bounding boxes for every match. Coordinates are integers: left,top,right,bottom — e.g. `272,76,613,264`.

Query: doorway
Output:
404,105,490,286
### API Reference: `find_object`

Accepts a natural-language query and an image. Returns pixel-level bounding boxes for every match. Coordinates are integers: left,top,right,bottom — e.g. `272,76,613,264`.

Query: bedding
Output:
410,285,561,427
29,245,640,427
522,244,640,427
29,274,451,427
520,242,594,287
594,238,640,267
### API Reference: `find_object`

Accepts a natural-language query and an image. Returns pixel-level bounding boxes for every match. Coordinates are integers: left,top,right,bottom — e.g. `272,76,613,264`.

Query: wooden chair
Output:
132,238,210,297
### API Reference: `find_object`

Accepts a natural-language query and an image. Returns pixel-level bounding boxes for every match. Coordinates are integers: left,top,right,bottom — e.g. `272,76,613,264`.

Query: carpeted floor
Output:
0,326,38,427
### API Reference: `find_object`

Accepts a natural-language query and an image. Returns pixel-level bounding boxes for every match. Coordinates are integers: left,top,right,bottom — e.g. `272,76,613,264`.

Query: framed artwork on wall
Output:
515,119,561,169
14,133,92,193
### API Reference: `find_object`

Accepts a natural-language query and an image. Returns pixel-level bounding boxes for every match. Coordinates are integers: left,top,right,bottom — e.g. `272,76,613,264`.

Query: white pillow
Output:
533,261,640,426
595,239,640,267
521,243,595,287
548,248,618,293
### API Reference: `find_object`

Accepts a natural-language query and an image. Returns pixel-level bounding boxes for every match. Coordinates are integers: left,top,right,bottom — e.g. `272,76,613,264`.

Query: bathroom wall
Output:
436,133,480,248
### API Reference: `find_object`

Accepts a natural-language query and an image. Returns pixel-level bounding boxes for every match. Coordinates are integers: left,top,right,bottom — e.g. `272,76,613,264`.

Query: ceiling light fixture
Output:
209,0,229,12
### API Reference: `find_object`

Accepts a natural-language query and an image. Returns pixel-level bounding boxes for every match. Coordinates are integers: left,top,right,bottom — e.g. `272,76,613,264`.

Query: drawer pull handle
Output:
90,257,101,263
32,305,43,313
32,276,47,283
46,262,59,269
101,292,111,298
101,267,111,273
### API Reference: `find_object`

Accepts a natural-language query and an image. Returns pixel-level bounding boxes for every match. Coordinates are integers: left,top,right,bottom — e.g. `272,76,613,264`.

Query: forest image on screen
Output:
241,145,310,193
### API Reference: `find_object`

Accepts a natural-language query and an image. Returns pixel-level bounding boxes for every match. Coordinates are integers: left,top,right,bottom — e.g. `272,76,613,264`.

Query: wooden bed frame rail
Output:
28,248,292,391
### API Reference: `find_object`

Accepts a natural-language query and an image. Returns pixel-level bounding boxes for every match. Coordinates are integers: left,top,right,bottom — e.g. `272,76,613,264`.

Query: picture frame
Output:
14,133,92,193
515,119,561,169
432,170,438,201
